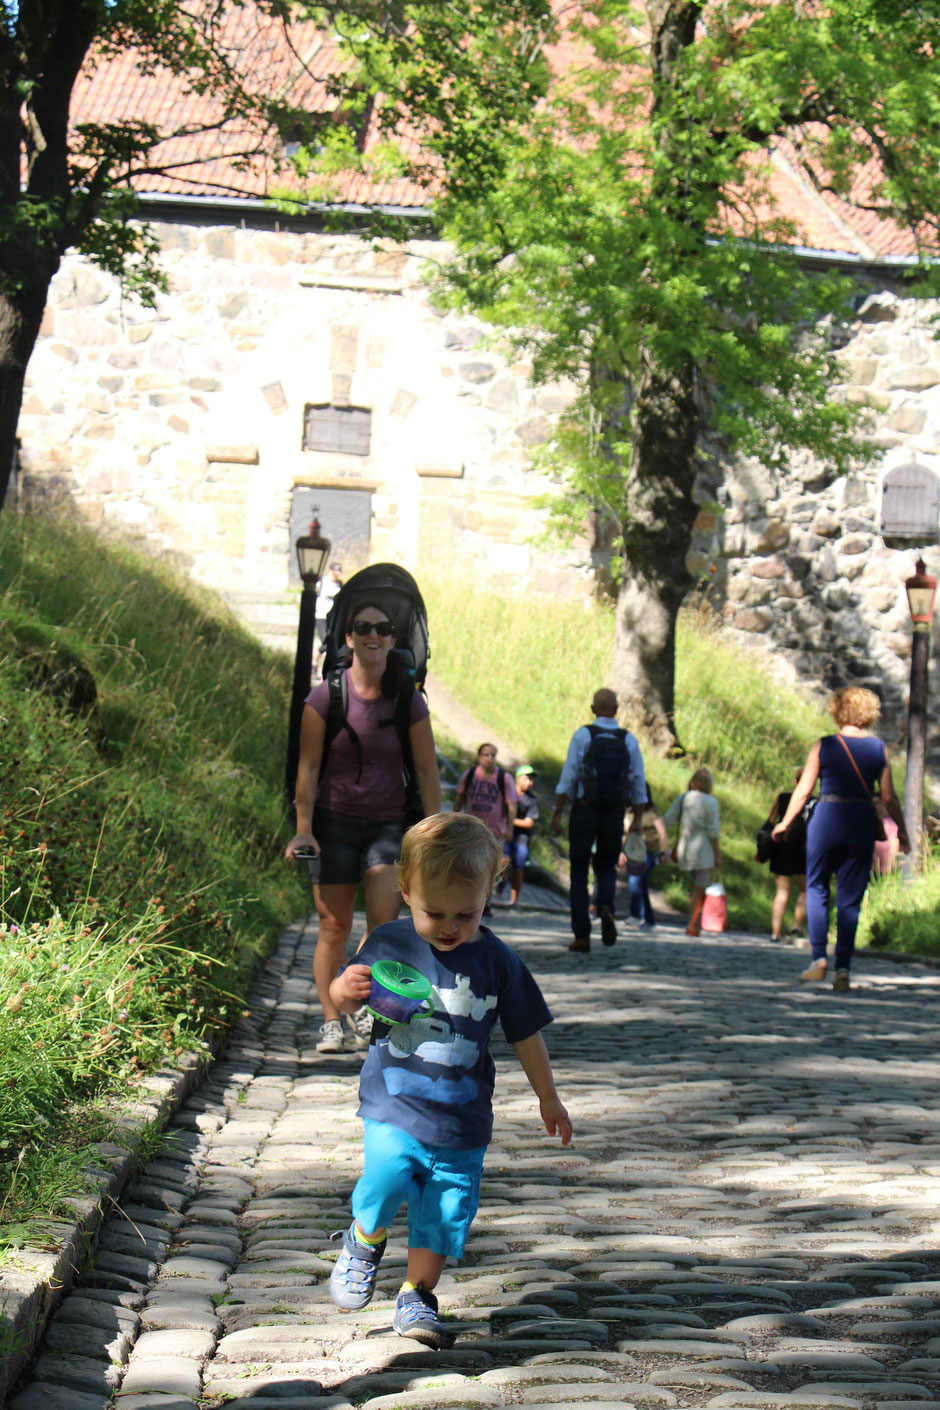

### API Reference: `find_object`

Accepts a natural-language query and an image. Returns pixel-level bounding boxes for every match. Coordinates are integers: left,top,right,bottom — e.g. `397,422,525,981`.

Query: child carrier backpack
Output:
319,564,430,823
321,563,429,686
578,724,633,810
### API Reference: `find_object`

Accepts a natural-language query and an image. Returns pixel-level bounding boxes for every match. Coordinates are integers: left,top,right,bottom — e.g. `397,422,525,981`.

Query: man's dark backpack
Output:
319,563,429,825
578,725,633,810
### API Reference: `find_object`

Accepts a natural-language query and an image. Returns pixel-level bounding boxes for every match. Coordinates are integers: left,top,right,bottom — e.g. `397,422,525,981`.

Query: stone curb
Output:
0,1046,215,1406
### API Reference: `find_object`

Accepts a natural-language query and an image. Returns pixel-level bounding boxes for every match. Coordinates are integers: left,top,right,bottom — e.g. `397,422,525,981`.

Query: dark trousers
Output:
628,851,659,924
806,803,876,972
568,803,625,939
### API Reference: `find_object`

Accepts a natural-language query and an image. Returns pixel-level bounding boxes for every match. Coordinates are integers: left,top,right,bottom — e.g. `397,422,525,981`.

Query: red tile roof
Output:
70,2,915,258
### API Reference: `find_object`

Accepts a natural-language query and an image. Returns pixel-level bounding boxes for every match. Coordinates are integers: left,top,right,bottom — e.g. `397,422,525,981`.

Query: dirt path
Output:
426,671,525,768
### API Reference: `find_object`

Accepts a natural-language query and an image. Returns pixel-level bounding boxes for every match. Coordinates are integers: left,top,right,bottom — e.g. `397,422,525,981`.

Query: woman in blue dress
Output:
772,687,909,992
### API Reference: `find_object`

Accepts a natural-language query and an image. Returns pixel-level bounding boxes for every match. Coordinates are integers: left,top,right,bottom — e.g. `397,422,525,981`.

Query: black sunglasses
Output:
351,619,395,638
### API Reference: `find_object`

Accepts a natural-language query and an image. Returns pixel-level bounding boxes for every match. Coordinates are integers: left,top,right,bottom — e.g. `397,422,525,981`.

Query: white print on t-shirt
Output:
388,1014,479,1067
435,974,498,1023
384,972,497,1067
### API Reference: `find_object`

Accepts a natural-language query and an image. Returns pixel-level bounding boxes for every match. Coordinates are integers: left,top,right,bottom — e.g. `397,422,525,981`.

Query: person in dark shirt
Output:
505,764,540,908
327,813,571,1349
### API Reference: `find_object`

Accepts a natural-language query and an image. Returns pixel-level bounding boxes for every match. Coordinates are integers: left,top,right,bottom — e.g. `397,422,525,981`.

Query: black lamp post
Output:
902,557,937,879
285,514,331,817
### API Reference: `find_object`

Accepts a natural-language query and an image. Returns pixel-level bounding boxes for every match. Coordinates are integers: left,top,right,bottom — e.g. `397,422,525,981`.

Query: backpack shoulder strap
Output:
321,668,365,784
324,669,346,746
393,680,416,752
394,679,418,772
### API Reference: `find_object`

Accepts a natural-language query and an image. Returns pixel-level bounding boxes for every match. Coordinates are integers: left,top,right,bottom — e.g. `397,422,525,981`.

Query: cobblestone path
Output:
11,912,940,1410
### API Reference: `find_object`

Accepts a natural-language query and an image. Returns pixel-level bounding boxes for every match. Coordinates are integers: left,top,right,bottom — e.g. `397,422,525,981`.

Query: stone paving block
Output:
202,1368,327,1398
359,1389,505,1408
119,1356,203,1397
502,1404,640,1410
52,1296,140,1335
130,1328,216,1359
705,1396,863,1409
115,1398,200,1410
793,1384,937,1399
8,1385,111,1410
648,1372,754,1389
523,1385,679,1404
42,1318,132,1363
215,1401,350,1410
340,1371,476,1398
335,1339,494,1372
138,1301,222,1333
615,1338,754,1358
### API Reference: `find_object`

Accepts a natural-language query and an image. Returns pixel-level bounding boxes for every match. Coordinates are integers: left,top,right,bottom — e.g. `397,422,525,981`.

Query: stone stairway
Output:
223,589,301,655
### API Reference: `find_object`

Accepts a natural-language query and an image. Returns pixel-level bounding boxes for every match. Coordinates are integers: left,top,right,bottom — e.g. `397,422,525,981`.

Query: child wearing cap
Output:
506,765,539,908
327,811,571,1348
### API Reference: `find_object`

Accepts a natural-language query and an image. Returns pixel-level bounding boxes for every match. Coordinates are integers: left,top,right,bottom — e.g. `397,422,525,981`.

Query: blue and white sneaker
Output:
328,1223,386,1311
393,1284,455,1349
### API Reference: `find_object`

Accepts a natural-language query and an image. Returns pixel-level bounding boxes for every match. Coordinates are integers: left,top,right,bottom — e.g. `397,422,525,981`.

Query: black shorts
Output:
313,806,405,887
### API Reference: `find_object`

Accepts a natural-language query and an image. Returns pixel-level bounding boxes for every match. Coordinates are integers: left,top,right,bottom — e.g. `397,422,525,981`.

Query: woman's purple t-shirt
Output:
306,673,429,822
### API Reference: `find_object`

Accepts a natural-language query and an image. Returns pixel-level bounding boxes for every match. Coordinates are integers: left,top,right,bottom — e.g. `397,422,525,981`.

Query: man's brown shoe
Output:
568,937,590,952
599,906,617,946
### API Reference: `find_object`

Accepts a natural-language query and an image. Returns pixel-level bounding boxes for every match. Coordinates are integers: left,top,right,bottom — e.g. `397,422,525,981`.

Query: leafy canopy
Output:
312,1,940,541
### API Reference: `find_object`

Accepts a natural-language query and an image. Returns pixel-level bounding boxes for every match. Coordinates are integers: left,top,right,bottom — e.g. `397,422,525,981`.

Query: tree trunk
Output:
0,261,58,511
610,352,700,750
610,2,704,750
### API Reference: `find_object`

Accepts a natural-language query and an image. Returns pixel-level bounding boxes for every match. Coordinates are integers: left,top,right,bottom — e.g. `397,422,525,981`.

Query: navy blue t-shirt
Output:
354,918,553,1150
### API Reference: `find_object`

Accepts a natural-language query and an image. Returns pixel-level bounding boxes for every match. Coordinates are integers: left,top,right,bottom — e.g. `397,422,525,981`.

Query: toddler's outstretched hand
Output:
541,1095,573,1147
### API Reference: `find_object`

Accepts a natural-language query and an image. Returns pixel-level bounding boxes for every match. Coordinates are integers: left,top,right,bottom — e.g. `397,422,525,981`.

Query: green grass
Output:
423,571,933,945
0,509,308,1244
858,849,940,953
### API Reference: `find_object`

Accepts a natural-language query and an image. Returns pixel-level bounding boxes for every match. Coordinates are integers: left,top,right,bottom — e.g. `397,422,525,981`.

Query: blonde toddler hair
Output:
397,812,508,892
828,686,880,729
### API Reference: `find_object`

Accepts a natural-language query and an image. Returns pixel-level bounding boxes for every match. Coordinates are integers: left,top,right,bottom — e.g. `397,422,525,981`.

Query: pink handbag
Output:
700,881,727,933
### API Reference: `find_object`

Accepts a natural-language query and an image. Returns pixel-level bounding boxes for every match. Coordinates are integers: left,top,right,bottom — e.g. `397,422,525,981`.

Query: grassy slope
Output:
423,573,940,953
0,511,308,1241
3,521,936,1237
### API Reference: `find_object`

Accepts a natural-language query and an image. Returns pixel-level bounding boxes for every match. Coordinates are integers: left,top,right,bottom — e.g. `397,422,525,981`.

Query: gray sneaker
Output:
329,1223,386,1310
393,1283,455,1348
347,1006,374,1049
315,1019,346,1053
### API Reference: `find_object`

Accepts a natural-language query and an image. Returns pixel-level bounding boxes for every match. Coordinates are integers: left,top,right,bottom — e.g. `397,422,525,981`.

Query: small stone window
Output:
881,462,939,540
303,404,372,457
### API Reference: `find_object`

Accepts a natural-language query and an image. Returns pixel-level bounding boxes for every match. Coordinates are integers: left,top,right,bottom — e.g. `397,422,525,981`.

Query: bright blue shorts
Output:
352,1118,486,1259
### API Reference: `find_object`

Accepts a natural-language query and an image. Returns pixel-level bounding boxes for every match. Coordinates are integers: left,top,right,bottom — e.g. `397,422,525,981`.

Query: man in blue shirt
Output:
551,688,647,952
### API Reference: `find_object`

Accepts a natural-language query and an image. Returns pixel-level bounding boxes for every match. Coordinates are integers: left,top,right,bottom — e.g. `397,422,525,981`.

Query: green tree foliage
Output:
327,1,940,741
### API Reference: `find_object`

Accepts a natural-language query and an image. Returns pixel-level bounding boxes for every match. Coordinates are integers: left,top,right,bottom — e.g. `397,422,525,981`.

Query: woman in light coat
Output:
663,767,721,937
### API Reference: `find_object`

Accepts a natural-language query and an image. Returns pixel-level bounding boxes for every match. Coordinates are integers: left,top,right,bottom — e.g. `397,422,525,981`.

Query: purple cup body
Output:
366,976,431,1025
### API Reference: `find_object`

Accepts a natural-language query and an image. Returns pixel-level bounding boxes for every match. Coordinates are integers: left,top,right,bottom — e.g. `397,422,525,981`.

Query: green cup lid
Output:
370,959,431,1000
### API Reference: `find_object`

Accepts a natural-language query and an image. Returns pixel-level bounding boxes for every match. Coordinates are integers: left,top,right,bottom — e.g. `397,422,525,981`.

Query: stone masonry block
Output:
330,326,359,375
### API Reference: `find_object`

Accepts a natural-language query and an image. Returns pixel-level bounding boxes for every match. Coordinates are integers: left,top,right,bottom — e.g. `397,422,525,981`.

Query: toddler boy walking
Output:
328,811,572,1348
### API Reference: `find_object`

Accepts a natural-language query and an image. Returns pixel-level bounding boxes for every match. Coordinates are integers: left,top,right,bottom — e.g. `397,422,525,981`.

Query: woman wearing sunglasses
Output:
286,602,441,1053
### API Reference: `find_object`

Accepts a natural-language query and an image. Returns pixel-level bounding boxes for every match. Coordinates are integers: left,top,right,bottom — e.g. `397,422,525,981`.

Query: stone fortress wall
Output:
15,215,940,762
688,281,940,757
18,218,579,601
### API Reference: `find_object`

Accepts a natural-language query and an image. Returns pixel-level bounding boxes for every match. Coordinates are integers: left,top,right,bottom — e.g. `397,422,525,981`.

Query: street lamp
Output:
285,514,331,816
902,556,937,878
